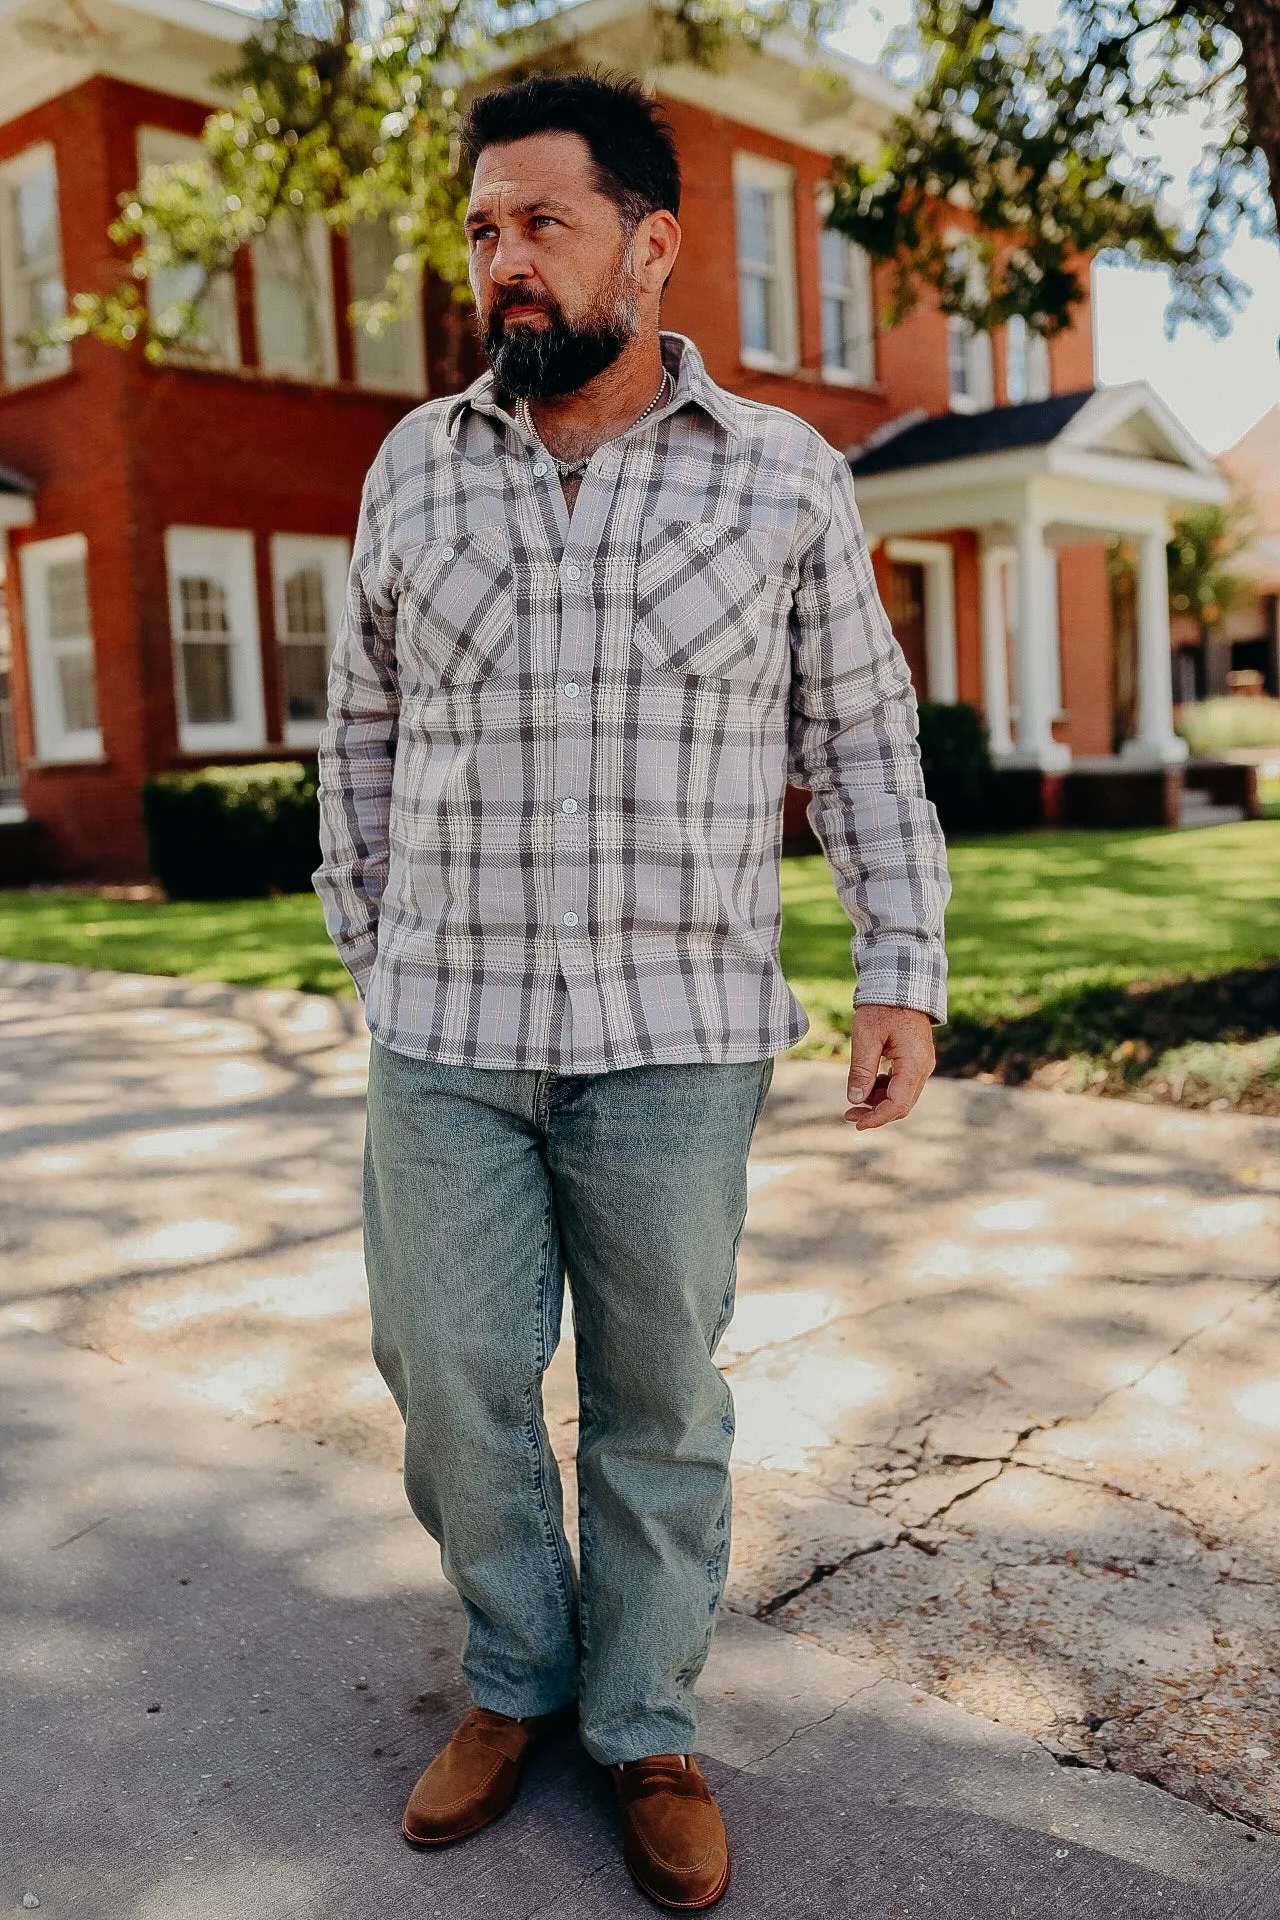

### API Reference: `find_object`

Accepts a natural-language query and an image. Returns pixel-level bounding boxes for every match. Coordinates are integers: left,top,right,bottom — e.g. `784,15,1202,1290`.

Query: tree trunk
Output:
1236,0,1280,231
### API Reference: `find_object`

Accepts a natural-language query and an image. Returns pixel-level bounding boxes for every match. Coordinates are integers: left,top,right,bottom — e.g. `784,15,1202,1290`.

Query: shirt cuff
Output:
853,938,949,1025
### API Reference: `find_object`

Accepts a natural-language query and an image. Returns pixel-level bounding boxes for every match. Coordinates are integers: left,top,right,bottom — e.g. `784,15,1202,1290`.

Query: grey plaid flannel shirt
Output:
315,333,950,1071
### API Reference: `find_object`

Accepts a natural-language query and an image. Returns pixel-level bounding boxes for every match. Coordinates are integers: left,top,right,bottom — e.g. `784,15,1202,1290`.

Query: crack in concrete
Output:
729,1667,889,1774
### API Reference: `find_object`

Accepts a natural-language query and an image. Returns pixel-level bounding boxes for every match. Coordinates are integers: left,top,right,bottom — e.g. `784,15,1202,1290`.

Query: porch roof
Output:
849,380,1227,543
851,390,1094,477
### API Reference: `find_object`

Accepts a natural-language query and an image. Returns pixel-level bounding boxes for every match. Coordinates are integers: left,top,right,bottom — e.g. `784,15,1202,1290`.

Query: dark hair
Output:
460,72,681,225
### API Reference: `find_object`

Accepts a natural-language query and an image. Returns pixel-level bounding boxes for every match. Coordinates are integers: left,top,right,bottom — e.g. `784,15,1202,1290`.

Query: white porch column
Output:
1009,516,1070,769
1121,527,1188,765
979,543,1013,757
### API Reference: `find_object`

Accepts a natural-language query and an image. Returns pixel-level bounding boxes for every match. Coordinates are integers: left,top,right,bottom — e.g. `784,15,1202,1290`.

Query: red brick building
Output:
0,0,1227,878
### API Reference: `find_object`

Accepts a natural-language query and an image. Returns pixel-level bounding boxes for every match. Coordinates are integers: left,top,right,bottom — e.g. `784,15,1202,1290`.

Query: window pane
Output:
738,271,773,354
284,566,328,639
14,166,57,268
255,218,330,380
349,219,418,391
282,641,329,721
181,641,233,724
735,185,774,272
1006,314,1027,404
819,226,847,291
56,649,98,733
45,557,89,640
822,292,846,370
178,575,230,635
948,316,971,397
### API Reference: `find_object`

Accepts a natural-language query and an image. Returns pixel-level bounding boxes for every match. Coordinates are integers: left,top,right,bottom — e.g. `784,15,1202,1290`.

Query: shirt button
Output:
560,797,578,814
563,681,580,699
698,526,717,546
564,563,582,581
562,911,579,928
441,544,456,559
532,461,548,477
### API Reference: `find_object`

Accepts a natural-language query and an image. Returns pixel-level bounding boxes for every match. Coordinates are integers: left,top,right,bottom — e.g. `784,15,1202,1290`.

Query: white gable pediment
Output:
1057,381,1220,477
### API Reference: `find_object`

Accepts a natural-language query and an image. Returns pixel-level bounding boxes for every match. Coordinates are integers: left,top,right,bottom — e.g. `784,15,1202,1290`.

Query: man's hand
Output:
845,1003,936,1131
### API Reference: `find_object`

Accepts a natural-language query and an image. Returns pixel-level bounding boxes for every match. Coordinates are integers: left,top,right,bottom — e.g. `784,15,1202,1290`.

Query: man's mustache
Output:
490,289,560,326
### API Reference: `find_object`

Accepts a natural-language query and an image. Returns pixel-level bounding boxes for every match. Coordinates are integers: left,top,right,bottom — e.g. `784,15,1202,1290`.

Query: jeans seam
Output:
527,1184,576,1635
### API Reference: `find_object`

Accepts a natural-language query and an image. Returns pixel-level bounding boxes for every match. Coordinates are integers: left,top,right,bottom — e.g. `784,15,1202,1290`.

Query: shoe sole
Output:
625,1856,731,1912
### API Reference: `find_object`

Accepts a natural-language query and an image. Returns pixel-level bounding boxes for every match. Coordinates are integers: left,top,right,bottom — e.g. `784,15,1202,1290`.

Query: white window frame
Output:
732,152,798,374
347,219,426,396
136,127,241,369
270,533,350,746
18,533,102,763
1005,313,1051,406
165,526,266,754
252,214,339,384
945,242,994,414
815,187,875,387
0,143,70,388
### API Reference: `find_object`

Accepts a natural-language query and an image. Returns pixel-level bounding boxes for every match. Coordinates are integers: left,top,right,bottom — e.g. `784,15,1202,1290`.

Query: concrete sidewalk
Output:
3,1324,1278,1920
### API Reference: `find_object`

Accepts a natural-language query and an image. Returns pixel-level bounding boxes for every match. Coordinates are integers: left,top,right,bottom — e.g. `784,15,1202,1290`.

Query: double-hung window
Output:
1005,314,1051,405
733,153,798,372
0,144,69,387
348,219,426,395
270,534,349,744
946,246,994,413
18,535,101,762
253,216,338,384
816,192,875,386
165,528,265,753
135,128,241,367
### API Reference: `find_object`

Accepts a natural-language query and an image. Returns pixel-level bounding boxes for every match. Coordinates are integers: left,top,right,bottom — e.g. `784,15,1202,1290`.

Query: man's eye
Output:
470,226,497,244
530,215,558,230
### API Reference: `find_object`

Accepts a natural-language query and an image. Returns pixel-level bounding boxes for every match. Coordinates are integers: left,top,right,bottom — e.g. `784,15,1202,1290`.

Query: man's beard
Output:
484,259,639,401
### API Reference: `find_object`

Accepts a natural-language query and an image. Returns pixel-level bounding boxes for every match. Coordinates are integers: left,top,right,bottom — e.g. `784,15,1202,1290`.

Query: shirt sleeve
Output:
787,456,951,1024
314,447,400,999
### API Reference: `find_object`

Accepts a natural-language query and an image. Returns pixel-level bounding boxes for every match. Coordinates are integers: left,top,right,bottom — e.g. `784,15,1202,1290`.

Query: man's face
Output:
465,131,642,400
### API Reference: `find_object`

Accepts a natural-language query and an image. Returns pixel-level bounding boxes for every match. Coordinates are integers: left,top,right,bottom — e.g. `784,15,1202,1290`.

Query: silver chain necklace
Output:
519,370,672,478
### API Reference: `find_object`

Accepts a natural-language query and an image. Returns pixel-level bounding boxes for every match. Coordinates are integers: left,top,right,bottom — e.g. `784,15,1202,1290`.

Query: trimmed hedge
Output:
143,763,321,901
916,699,994,836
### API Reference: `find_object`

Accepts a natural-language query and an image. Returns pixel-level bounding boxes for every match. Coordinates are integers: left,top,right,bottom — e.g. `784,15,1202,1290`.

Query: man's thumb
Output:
847,1038,885,1104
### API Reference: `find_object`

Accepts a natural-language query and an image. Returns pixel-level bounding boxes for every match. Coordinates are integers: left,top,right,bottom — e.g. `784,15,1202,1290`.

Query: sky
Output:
829,2,1280,456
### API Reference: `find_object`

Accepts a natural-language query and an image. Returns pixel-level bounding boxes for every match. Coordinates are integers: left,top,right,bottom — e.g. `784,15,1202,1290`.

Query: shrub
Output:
1175,696,1280,754
916,699,994,835
143,762,321,900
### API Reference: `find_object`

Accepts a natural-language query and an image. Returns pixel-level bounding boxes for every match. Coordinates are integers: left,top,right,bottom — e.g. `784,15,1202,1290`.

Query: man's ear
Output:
632,210,681,295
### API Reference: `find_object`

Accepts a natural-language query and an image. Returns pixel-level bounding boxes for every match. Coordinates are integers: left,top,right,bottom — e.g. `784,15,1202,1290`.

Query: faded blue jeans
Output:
363,1039,774,1766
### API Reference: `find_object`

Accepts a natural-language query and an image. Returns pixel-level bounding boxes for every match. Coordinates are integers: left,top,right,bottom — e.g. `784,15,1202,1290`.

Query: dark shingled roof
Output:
0,462,35,496
850,389,1096,477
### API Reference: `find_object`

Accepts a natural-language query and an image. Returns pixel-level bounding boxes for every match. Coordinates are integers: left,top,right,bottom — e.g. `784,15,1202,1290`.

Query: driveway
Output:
3,958,1278,1832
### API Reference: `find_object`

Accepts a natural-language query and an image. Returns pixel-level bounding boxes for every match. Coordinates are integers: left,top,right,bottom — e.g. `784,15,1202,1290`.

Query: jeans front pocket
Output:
397,529,516,689
632,517,775,681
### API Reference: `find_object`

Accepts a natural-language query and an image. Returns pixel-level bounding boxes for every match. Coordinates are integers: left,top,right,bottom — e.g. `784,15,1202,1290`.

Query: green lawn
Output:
781,819,1280,1050
1,823,1278,1063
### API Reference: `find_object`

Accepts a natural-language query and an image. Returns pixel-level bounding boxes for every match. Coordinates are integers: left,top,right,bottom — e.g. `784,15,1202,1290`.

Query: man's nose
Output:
488,229,535,285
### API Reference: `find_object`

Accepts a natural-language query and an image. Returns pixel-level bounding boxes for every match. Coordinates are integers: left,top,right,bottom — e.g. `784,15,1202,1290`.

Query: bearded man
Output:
316,71,950,1911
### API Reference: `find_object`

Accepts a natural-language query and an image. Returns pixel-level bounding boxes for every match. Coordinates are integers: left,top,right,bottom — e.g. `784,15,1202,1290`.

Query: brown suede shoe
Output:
402,1703,576,1846
612,1754,730,1911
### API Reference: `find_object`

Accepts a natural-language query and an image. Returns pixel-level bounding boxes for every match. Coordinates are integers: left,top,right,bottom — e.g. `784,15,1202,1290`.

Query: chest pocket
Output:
633,518,774,681
397,529,515,690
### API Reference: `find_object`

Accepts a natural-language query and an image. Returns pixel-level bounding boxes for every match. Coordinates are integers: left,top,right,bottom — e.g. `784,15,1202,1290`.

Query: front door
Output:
886,561,928,695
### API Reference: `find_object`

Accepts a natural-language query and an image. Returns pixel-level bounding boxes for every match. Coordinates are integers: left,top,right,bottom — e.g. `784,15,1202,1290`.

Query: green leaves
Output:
826,0,1269,339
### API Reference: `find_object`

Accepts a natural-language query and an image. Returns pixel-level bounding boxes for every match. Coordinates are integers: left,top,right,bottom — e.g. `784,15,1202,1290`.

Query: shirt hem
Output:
364,1022,806,1075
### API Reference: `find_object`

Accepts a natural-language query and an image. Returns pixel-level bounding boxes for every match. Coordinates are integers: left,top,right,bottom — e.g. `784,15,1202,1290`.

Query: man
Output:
316,72,950,1912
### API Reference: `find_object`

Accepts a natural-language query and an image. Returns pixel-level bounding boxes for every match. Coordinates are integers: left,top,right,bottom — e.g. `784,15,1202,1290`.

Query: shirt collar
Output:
444,331,741,444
